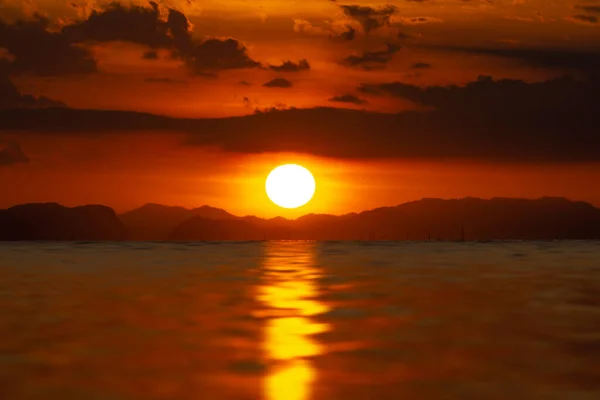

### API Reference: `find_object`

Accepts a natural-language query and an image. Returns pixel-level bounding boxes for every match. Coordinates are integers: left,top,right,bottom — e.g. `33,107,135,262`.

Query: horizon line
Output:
2,195,591,220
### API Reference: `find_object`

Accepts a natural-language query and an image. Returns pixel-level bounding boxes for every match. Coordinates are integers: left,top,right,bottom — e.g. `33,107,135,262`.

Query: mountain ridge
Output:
0,202,128,241
1,197,599,241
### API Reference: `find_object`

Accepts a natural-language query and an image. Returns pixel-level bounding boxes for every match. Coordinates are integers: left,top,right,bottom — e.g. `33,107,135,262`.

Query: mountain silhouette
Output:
120,203,235,240
0,203,129,241
1,197,599,241
160,197,600,241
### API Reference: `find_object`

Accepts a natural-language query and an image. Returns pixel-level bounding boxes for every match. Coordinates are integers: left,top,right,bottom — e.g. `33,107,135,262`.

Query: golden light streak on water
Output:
257,241,330,400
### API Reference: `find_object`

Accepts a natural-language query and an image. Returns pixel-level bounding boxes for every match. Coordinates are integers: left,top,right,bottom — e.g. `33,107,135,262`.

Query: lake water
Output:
0,241,599,399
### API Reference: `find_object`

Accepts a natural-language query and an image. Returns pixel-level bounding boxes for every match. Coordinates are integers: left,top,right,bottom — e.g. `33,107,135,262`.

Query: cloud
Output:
0,141,28,167
567,14,599,24
268,59,310,72
426,45,600,80
575,6,600,14
142,50,159,59
342,43,401,68
411,62,431,69
64,2,260,75
331,25,356,41
396,16,443,25
3,74,598,162
0,15,97,76
293,19,328,35
254,102,293,113
184,38,260,73
180,80,600,160
397,31,417,41
262,78,293,88
569,5,600,24
294,18,355,42
329,94,368,105
339,4,398,33
0,2,260,76
0,74,66,108
62,2,174,48
359,75,595,113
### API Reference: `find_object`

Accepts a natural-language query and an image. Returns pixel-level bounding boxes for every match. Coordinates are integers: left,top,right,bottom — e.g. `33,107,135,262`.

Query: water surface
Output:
1,241,599,399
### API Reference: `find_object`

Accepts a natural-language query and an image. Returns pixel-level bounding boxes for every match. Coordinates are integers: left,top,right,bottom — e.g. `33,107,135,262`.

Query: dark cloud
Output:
395,16,442,25
569,14,599,24
2,75,598,162
359,75,595,112
0,108,175,132
182,80,599,160
427,45,600,80
397,31,416,41
184,38,260,73
0,2,260,76
329,94,368,105
575,6,600,14
142,50,159,60
223,77,595,160
62,2,172,47
339,4,398,33
263,78,293,88
62,2,259,75
0,74,66,108
0,141,28,167
342,43,401,68
254,103,293,113
165,8,194,53
268,59,310,72
331,25,356,41
411,62,431,69
0,15,97,76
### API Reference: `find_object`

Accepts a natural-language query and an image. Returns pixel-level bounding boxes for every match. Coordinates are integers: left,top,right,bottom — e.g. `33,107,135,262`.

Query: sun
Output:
266,164,316,209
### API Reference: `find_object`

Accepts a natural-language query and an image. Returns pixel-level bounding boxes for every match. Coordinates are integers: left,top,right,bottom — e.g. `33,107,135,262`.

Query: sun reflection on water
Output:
257,241,330,400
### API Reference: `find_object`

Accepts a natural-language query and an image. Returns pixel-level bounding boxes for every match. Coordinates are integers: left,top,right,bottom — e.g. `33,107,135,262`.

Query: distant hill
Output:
120,203,235,240
0,203,129,241
168,197,600,241
347,197,600,241
1,197,599,241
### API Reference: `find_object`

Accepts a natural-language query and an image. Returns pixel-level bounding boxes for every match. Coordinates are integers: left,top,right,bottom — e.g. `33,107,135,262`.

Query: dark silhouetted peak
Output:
0,203,128,241
191,205,235,220
3,197,599,241
120,203,234,240
169,197,600,241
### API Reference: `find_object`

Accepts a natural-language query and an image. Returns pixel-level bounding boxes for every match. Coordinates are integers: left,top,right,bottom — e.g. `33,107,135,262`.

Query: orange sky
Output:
1,0,599,216
3,134,600,218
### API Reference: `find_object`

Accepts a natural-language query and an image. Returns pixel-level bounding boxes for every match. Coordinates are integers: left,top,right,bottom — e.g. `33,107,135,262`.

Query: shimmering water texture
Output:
1,241,599,400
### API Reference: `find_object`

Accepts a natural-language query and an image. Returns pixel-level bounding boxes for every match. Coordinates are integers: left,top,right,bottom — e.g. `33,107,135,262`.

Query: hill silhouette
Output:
120,203,235,240
165,197,600,241
1,197,599,241
0,203,128,241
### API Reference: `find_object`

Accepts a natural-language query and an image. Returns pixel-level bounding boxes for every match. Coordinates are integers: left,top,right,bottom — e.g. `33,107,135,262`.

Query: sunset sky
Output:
1,0,599,217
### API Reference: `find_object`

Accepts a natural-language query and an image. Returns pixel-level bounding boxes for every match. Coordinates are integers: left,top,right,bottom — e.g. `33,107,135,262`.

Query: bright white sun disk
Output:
266,164,316,209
